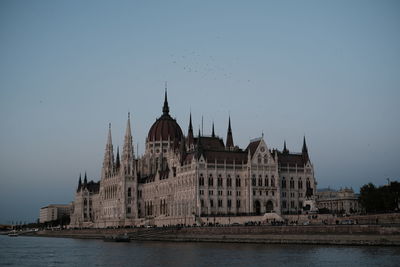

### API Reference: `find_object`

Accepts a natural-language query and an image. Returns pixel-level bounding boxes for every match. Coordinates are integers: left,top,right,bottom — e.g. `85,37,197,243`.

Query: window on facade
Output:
298,179,303,189
173,167,177,177
218,176,223,187
237,199,241,208
291,201,295,209
236,176,241,187
282,177,286,189
227,199,232,208
259,190,262,196
201,199,204,207
218,190,223,196
209,190,213,195
306,178,311,189
252,175,256,186
282,201,287,209
236,191,241,196
199,174,204,186
258,155,262,164
258,176,262,186
218,199,223,207
127,207,131,214
265,176,269,187
290,178,294,189
253,190,255,196
128,187,131,197
271,176,275,187
227,176,232,187
264,154,268,164
210,199,214,207
208,175,214,186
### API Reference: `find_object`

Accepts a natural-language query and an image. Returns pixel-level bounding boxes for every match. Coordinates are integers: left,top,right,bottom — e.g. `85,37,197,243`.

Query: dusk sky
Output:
1,0,399,224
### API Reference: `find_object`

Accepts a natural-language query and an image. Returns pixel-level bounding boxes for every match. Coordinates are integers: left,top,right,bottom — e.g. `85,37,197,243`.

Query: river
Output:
0,235,399,266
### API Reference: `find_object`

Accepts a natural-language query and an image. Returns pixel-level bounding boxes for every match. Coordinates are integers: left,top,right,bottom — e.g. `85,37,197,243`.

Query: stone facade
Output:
69,91,317,228
316,188,361,214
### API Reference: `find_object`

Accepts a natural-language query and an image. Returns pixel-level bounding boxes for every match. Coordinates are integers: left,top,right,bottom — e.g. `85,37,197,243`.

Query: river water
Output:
0,235,399,267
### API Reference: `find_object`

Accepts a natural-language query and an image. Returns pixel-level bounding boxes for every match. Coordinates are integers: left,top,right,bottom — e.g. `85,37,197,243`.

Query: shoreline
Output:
21,225,400,246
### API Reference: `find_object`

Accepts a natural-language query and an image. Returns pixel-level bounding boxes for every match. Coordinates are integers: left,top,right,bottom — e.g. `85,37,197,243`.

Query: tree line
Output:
359,181,400,213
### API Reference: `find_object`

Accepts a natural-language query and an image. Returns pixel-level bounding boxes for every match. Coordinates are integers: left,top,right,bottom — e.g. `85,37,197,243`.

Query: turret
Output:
122,113,135,176
77,173,82,192
83,172,87,187
283,140,289,154
211,122,215,138
115,146,120,171
187,113,194,148
102,123,114,179
226,116,234,150
302,136,309,162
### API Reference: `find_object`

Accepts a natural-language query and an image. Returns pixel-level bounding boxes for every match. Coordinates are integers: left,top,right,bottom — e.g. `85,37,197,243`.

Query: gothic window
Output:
265,175,269,187
258,175,262,186
127,207,131,214
306,178,311,189
298,178,303,189
282,200,287,209
218,175,223,187
258,155,262,164
291,201,295,209
201,199,204,207
290,178,295,189
264,154,268,164
236,175,241,187
237,199,241,208
218,199,223,207
127,187,131,197
282,177,286,189
210,199,214,207
227,199,232,208
208,174,214,186
252,175,256,186
199,174,204,186
227,175,232,187
271,176,275,187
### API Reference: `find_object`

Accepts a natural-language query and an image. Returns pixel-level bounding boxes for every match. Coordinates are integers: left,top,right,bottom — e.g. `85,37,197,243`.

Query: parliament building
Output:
69,91,317,228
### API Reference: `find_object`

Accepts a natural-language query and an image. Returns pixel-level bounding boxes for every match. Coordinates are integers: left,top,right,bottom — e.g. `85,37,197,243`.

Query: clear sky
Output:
1,0,399,224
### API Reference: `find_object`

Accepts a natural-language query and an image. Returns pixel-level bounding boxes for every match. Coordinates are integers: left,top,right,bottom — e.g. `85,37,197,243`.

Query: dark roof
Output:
193,136,225,150
203,150,247,164
246,139,261,157
277,152,308,166
82,181,100,193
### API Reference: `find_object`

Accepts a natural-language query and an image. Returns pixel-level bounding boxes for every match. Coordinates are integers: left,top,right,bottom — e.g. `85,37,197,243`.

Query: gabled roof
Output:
246,139,261,157
277,151,308,166
193,136,225,150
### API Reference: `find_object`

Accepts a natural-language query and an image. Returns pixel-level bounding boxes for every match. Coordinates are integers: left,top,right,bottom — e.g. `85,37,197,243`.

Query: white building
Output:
316,187,361,214
39,204,71,223
70,91,317,228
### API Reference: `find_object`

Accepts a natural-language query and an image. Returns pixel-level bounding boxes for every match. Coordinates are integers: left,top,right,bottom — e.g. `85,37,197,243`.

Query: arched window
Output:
264,154,268,164
252,175,256,186
218,174,223,187
127,187,131,197
306,178,311,189
208,174,214,186
271,176,275,187
290,178,295,189
199,173,204,186
282,177,286,189
265,175,269,187
298,178,303,189
236,175,241,187
258,175,262,186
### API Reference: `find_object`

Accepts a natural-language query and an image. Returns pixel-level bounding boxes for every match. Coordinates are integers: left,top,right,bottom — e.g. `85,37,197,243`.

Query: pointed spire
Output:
283,140,289,154
302,136,308,154
102,123,114,178
226,116,234,149
115,146,120,169
187,113,194,147
302,136,309,162
211,122,215,137
162,86,169,115
196,128,203,159
84,172,87,186
122,113,134,175
77,173,82,192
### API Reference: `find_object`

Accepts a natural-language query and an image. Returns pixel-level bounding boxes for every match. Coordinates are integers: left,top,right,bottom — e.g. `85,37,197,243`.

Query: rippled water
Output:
0,235,400,266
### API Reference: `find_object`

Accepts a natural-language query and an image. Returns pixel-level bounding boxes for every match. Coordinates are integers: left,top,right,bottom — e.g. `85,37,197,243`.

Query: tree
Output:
359,181,400,213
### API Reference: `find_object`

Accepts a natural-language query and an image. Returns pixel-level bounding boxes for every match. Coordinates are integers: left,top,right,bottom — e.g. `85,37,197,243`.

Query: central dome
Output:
147,91,183,142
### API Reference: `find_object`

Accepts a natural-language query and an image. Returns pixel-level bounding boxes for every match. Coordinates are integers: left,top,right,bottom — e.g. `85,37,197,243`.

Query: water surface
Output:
0,235,399,266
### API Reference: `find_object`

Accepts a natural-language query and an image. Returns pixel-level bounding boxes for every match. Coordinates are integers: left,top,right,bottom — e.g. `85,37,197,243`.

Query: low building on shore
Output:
39,204,71,223
316,187,361,215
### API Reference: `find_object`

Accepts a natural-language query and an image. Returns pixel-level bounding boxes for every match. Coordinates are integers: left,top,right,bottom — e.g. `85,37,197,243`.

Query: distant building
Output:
39,204,71,223
70,91,317,228
316,188,361,214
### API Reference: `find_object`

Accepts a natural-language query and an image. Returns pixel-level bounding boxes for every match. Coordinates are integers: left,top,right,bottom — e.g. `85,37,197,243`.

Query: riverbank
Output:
24,225,400,246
